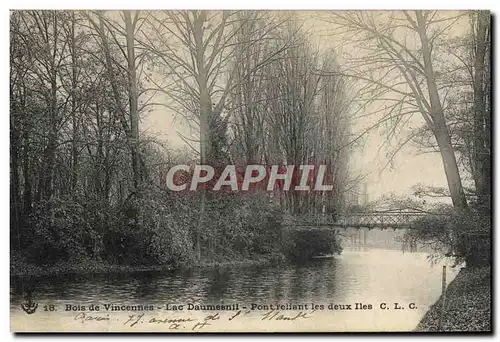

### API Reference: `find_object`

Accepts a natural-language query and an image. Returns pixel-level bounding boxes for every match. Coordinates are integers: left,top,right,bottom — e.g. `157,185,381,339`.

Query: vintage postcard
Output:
9,9,491,333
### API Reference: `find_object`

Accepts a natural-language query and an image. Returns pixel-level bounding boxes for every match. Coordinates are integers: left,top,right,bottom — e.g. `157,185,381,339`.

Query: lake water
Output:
10,248,460,332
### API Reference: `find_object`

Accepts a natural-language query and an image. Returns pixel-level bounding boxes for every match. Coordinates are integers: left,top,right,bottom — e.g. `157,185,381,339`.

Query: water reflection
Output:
11,248,459,331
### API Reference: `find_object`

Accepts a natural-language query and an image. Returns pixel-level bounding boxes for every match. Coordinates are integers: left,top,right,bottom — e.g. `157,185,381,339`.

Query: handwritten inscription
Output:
74,312,110,324
261,310,312,321
71,309,312,331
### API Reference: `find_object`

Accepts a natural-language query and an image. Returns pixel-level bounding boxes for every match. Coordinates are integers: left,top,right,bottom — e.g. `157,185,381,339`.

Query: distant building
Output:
362,182,369,206
345,182,369,208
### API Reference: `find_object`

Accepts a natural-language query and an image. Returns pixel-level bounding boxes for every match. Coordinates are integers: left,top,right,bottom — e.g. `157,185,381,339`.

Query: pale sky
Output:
140,10,470,202
141,106,451,201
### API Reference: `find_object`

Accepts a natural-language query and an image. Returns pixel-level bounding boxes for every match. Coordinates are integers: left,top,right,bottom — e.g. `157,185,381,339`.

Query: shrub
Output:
285,229,343,262
26,196,97,264
401,206,491,267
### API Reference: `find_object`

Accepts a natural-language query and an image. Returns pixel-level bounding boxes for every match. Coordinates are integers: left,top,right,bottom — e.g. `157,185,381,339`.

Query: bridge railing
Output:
282,210,446,229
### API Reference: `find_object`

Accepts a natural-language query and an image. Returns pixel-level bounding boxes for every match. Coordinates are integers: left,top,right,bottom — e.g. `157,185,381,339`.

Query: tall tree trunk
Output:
416,11,468,209
192,11,213,261
472,11,490,208
22,132,32,220
70,13,79,193
124,10,141,191
10,101,21,249
95,12,131,137
38,78,58,203
36,13,59,205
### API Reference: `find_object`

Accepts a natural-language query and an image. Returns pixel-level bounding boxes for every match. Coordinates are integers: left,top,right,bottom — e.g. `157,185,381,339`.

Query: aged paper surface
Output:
10,9,491,333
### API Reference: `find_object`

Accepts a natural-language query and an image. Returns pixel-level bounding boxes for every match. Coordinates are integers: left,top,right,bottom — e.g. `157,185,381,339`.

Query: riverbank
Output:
415,266,491,332
11,229,342,278
10,253,285,278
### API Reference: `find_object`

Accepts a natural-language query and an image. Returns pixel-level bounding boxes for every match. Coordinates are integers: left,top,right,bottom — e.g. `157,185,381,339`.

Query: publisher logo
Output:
21,300,38,315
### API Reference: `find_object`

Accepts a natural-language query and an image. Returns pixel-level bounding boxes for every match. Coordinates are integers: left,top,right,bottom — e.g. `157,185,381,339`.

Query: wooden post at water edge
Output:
438,266,447,330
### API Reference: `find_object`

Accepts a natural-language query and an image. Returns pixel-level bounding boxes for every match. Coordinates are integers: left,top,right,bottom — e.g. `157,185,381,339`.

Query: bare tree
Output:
326,10,469,208
141,10,292,258
124,11,141,190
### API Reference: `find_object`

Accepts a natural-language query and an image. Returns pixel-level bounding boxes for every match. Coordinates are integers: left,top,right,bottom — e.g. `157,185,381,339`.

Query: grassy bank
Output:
415,266,491,332
11,228,342,278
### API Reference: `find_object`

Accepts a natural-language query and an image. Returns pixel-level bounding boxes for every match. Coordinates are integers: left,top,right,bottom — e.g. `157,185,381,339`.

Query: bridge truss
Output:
283,210,445,230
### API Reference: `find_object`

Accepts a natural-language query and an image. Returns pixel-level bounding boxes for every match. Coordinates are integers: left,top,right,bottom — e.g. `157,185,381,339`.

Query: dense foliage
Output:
10,10,348,271
401,205,490,267
286,229,343,262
